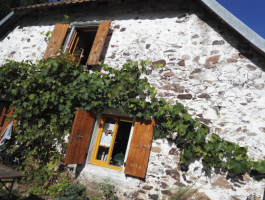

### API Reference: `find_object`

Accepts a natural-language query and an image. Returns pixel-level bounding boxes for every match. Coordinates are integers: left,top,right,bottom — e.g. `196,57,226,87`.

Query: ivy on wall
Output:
1,55,265,180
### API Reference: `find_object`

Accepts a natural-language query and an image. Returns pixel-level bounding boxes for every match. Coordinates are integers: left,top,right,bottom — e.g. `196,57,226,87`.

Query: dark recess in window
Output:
111,120,131,167
68,28,97,65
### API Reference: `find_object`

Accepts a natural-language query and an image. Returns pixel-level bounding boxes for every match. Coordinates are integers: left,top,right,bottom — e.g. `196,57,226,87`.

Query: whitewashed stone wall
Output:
1,1,265,199
104,16,265,162
0,25,53,65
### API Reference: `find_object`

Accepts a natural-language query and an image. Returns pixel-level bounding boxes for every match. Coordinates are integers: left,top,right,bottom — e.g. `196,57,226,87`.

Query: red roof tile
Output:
12,0,113,12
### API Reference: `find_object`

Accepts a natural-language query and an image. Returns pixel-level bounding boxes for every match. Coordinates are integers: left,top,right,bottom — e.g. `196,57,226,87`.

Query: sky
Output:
216,0,265,39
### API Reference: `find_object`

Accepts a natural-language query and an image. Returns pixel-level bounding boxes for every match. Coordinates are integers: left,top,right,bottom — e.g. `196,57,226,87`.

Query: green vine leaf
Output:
253,160,265,174
0,55,262,180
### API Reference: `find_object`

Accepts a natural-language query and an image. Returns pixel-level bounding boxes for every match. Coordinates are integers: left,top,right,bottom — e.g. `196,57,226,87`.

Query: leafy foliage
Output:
53,181,87,200
29,177,87,199
0,55,264,183
24,154,64,190
91,179,117,200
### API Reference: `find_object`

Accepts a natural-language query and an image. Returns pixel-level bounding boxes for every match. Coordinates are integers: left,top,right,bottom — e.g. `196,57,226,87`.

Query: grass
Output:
0,183,44,200
168,185,199,200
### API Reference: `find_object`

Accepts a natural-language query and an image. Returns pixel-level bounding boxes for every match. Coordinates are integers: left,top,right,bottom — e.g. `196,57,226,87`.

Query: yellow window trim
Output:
120,119,132,123
91,115,119,169
90,160,122,171
90,114,133,171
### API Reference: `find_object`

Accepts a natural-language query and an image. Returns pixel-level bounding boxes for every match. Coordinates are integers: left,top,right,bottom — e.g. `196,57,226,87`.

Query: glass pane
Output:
99,117,115,147
96,146,109,161
103,117,115,131
99,130,113,147
96,117,116,162
110,120,132,167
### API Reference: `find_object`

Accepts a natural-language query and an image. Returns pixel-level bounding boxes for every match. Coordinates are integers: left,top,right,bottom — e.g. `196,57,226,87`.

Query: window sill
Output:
90,160,123,171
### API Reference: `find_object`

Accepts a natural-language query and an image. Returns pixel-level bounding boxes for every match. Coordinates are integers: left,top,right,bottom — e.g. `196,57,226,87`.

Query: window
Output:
43,21,112,66
0,101,16,138
90,115,132,171
67,27,97,65
65,110,155,179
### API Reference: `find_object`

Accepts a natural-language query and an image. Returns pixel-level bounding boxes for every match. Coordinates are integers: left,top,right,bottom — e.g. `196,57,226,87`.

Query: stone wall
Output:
1,0,265,199
103,13,265,162
0,15,55,65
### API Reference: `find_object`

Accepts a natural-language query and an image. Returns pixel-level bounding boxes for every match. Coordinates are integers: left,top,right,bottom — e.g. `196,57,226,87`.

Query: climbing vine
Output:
0,55,265,181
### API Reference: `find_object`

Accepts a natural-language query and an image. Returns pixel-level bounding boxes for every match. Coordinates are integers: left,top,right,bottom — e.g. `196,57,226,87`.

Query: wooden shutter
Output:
43,24,69,59
0,103,17,139
86,20,111,65
65,110,96,165
124,119,155,179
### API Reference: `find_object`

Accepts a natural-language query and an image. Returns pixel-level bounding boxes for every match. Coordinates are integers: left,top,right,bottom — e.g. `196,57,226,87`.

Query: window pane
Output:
111,120,132,167
68,29,97,65
96,117,116,162
96,146,109,161
103,117,115,131
99,117,115,147
99,130,113,147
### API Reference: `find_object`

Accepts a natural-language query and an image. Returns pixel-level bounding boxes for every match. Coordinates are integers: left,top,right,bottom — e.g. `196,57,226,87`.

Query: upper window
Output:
43,21,112,66
67,27,97,65
65,110,155,179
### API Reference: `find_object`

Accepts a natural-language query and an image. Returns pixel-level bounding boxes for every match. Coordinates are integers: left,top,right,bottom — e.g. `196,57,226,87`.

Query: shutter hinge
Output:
75,134,82,139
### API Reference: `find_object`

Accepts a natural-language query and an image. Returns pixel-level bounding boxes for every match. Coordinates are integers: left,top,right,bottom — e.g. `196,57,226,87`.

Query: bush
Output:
54,181,87,200
97,180,116,200
29,177,88,199
90,180,117,200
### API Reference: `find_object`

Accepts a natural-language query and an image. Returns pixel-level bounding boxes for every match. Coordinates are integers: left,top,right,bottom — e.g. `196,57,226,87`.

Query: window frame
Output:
44,21,111,63
62,22,99,54
65,109,154,179
89,114,135,172
62,21,111,65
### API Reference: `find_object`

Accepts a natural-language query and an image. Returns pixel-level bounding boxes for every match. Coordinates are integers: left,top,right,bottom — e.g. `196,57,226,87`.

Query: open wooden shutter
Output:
65,110,96,165
86,20,111,65
124,119,155,179
43,24,69,59
0,102,17,139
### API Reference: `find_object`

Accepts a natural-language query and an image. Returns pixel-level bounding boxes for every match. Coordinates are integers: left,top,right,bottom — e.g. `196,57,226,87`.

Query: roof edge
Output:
200,0,265,55
0,11,15,26
2,0,265,56
0,11,20,38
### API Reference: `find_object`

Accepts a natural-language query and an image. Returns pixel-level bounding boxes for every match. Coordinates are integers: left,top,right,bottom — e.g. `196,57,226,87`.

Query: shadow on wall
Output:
75,163,86,178
0,0,189,40
1,0,265,71
194,0,265,71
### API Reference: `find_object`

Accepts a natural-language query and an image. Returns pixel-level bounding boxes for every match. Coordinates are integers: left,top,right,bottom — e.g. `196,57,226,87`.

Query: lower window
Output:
65,109,155,179
90,115,132,171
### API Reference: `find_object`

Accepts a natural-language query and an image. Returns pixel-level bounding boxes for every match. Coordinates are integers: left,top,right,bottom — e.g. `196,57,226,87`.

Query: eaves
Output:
199,0,265,56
